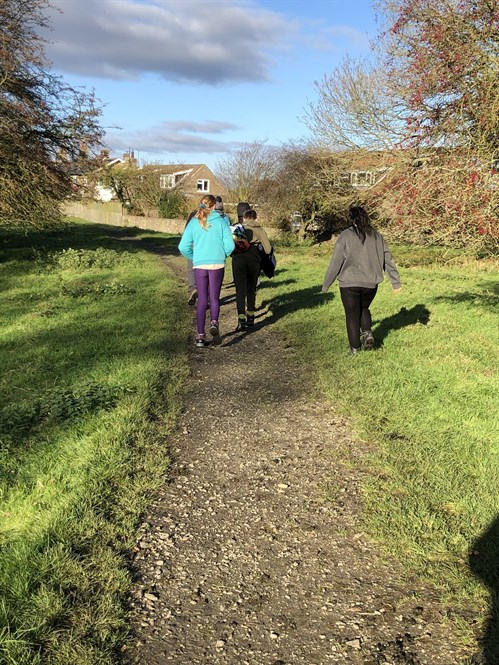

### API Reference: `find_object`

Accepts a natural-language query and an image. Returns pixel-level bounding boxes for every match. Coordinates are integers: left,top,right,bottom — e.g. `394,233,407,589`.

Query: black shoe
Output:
360,331,375,350
195,337,207,348
350,346,361,355
236,316,247,331
246,315,255,327
209,321,222,345
187,290,198,306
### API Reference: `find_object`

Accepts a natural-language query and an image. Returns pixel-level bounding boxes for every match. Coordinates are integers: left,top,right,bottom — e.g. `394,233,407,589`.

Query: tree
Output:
0,0,104,227
99,163,188,218
371,0,499,248
215,140,280,206
303,56,406,152
304,0,499,249
375,0,499,154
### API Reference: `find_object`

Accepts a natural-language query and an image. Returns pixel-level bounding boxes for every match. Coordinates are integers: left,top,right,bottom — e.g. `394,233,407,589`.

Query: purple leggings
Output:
194,267,225,335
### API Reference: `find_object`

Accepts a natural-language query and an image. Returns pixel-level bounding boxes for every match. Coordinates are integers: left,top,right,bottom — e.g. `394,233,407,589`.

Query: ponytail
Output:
196,194,216,229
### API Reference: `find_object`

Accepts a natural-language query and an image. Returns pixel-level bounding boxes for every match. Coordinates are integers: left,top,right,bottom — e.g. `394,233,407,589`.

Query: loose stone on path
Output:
123,250,474,665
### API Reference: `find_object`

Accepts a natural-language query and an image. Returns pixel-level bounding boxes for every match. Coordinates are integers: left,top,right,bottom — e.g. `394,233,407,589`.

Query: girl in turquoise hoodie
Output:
178,195,235,347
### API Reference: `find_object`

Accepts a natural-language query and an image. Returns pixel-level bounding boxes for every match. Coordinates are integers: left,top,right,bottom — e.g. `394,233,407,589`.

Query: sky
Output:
42,0,379,171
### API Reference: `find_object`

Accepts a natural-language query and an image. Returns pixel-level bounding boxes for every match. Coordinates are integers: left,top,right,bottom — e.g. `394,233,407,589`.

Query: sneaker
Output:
209,321,222,345
195,337,207,348
187,290,198,306
350,346,361,355
236,319,247,332
246,315,255,327
360,330,375,350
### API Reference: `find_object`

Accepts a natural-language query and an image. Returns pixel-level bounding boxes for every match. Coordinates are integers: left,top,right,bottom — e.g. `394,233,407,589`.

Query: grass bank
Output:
258,239,498,647
0,220,190,664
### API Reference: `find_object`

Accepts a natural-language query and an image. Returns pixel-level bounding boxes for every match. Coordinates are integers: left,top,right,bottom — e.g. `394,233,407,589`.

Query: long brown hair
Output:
196,194,216,230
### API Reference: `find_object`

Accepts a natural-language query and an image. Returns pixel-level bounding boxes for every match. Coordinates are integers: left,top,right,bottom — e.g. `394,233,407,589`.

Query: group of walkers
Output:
178,194,272,348
178,195,401,354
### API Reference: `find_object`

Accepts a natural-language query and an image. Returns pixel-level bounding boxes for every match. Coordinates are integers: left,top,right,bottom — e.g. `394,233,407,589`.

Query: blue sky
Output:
43,0,378,170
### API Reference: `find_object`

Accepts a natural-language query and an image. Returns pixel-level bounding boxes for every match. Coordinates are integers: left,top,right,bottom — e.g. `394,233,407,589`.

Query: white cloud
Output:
161,120,239,134
300,20,371,53
44,0,295,84
105,119,241,154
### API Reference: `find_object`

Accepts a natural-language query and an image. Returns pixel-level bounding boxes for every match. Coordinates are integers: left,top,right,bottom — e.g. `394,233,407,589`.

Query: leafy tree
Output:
158,189,188,219
99,163,188,218
98,166,138,212
0,0,104,227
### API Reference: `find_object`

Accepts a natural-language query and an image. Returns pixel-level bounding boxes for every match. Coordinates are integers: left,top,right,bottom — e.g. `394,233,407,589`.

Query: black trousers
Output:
232,249,261,316
339,286,378,349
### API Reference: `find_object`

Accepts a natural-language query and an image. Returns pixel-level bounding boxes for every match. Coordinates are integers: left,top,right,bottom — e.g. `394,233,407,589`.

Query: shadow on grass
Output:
469,516,499,664
122,233,181,256
433,281,499,312
0,221,181,257
373,304,431,348
259,279,333,325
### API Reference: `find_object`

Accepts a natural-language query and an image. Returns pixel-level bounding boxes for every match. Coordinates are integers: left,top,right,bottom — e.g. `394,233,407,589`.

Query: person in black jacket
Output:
231,209,272,330
322,206,402,354
236,201,251,224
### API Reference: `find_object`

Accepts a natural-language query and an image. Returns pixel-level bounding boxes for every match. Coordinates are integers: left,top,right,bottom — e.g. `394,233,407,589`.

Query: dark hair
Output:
348,206,374,244
237,201,251,223
243,209,257,221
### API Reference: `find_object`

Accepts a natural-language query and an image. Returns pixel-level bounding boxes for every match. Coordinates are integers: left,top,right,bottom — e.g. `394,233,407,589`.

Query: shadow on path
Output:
259,283,333,325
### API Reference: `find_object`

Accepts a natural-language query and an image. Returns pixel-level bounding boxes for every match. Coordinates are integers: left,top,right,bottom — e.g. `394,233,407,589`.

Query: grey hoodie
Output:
322,227,401,291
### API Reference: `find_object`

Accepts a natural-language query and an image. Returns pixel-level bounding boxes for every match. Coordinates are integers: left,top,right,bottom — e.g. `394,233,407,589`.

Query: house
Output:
141,163,227,203
330,150,398,189
68,149,128,201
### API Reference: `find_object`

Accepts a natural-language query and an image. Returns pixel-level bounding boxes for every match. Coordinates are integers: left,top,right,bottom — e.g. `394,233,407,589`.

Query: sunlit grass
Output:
264,241,498,613
0,221,190,664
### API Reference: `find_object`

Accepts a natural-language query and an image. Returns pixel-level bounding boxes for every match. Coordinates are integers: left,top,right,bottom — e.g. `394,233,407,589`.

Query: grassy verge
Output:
0,220,190,664
259,239,498,644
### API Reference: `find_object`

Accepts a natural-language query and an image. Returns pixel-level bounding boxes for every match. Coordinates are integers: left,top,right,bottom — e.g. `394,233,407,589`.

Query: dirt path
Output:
123,246,474,665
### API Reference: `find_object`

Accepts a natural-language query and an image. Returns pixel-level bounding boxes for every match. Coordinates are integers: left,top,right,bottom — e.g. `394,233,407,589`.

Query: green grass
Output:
0,220,190,664
2,220,498,660
260,240,499,648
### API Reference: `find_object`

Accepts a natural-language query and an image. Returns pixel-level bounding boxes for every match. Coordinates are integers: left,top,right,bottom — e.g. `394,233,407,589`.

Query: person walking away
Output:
237,201,251,224
232,208,272,331
321,206,401,354
184,208,198,305
214,195,231,224
185,198,228,305
179,195,235,347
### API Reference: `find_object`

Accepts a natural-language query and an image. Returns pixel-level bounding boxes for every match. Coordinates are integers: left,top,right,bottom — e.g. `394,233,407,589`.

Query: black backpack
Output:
231,223,251,253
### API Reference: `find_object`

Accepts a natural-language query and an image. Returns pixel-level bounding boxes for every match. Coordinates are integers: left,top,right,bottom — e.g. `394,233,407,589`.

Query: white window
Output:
197,179,210,192
160,174,175,189
351,171,374,187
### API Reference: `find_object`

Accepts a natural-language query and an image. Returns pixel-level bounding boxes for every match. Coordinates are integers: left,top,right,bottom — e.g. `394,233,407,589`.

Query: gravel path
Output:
123,247,475,665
